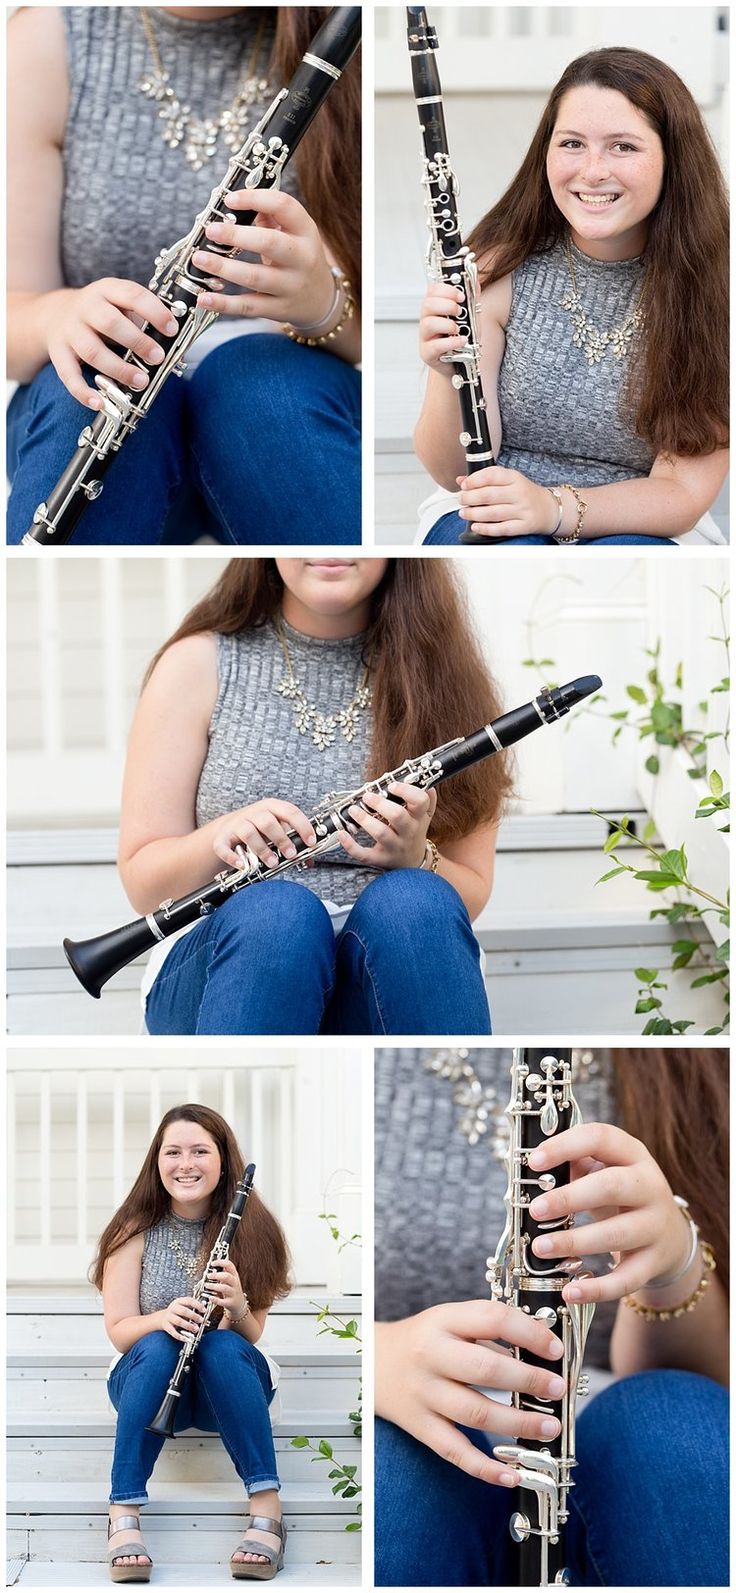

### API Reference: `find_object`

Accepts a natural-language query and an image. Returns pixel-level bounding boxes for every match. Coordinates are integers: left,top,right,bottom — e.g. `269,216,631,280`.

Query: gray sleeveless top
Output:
195,620,380,908
140,1211,207,1314
60,7,299,288
375,1049,617,1368
497,239,654,486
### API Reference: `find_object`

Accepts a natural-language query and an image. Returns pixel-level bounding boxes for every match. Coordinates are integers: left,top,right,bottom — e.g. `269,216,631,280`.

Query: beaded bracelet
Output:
624,1241,716,1321
284,267,355,346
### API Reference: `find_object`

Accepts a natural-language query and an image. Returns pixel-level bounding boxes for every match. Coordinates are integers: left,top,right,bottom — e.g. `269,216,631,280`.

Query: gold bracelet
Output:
623,1241,716,1321
419,839,440,873
554,483,588,544
284,272,355,347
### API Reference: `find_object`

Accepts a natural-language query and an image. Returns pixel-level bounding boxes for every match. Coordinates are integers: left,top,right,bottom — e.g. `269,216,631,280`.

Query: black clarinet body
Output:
146,1163,256,1439
63,674,600,998
406,5,495,544
488,1050,595,1586
22,7,361,548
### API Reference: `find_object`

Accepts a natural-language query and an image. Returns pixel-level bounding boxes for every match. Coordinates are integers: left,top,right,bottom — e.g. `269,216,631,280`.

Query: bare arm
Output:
7,7,73,381
102,1233,169,1353
558,448,730,540
436,822,498,921
117,632,226,912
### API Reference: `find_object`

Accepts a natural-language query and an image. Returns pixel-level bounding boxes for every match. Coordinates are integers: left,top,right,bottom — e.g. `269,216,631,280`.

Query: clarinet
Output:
64,674,600,998
22,7,361,548
486,1051,595,1586
406,5,494,547
147,1162,256,1439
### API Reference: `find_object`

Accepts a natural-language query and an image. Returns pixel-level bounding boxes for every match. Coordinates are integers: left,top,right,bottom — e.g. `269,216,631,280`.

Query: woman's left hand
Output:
193,186,336,326
456,467,559,539
525,1122,694,1305
205,1257,248,1318
339,782,438,871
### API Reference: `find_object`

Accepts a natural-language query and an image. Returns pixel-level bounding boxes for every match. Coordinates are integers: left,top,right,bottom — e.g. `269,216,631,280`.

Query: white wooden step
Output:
10,1563,360,1586
8,1363,360,1423
8,1510,360,1567
9,1433,359,1488
7,1300,361,1359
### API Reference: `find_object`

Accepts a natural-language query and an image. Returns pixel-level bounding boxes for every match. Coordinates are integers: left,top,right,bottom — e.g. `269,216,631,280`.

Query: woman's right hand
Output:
212,801,319,871
158,1295,207,1342
419,281,467,374
375,1300,568,1488
45,278,197,411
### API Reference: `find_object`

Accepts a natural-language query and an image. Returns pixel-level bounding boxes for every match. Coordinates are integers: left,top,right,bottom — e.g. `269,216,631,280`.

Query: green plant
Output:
291,1210,362,1531
523,582,730,1033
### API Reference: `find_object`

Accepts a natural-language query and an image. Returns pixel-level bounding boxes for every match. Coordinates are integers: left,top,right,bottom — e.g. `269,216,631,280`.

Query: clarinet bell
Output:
145,1389,180,1439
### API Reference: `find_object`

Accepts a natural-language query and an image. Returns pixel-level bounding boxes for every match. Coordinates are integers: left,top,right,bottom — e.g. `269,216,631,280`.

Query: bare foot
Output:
232,1499,282,1566
108,1508,152,1569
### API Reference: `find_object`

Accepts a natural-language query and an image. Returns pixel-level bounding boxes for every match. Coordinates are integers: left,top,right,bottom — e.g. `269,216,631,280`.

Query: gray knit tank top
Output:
375,1049,617,1368
61,7,299,288
140,1211,207,1314
195,621,380,907
497,239,653,486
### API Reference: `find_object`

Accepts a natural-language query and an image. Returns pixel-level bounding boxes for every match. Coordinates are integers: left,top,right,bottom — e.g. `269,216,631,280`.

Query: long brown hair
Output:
91,1104,291,1312
271,8,361,299
613,1049,728,1296
146,559,514,844
468,48,728,457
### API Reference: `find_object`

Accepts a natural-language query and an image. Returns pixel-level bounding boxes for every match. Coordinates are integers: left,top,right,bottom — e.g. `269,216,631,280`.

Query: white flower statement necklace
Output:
561,238,645,366
423,1047,600,1157
137,9,273,172
273,620,373,752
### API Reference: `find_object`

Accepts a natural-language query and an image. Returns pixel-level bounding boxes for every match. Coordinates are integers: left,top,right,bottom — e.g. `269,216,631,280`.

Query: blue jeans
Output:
375,1369,728,1586
145,872,492,1036
7,335,361,545
423,511,676,547
107,1328,278,1504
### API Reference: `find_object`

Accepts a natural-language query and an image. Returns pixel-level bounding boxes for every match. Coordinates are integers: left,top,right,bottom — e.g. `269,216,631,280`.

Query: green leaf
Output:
319,1439,334,1459
343,1465,358,1478
291,1436,309,1448
603,830,623,853
642,819,657,843
626,685,647,704
691,969,729,988
635,997,661,1013
634,968,659,984
597,866,627,883
343,1486,359,1499
645,755,660,775
345,1522,362,1532
633,872,683,889
715,939,730,963
660,848,687,881
709,769,724,796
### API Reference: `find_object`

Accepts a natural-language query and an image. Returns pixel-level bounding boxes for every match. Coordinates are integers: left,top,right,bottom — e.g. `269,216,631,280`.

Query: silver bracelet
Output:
286,265,344,336
646,1196,700,1288
225,1294,251,1324
544,486,563,536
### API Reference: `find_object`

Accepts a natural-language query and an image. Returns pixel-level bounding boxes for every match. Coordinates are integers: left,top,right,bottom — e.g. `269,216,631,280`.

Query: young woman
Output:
94,1103,291,1582
7,6,361,545
375,1048,729,1586
118,558,511,1036
417,48,728,547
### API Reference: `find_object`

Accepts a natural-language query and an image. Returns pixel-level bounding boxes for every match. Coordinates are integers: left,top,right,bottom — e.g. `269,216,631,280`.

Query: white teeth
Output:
575,193,620,206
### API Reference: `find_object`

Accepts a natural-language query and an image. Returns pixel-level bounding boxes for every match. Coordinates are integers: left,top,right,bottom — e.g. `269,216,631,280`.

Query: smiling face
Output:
276,559,389,638
158,1120,222,1217
546,85,665,259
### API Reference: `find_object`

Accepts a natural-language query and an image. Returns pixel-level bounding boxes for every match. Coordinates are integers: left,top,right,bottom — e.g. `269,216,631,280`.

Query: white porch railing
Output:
7,1050,362,1286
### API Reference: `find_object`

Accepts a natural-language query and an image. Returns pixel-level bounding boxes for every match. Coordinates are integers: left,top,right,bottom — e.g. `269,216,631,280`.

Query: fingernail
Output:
498,1471,517,1487
308,832,317,845
530,1197,549,1217
547,1375,566,1397
199,294,213,306
193,250,209,266
148,347,164,364
548,1336,564,1358
566,1285,583,1301
285,845,297,858
206,222,224,237
131,371,148,387
528,1149,545,1168
166,319,179,334
541,1418,560,1437
534,1237,553,1255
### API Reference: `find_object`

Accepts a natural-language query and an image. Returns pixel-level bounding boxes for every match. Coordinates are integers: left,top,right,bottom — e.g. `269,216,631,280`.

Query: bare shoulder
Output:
145,631,219,707
477,248,513,331
104,1228,145,1269
8,8,68,146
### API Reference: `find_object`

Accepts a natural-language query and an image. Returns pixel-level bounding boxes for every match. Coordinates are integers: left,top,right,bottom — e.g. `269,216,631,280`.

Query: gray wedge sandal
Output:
108,1514,153,1584
230,1515,287,1581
